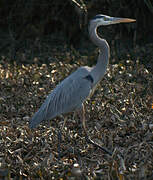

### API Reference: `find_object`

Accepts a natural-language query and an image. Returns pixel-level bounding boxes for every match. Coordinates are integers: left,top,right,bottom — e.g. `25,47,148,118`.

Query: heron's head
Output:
90,14,136,27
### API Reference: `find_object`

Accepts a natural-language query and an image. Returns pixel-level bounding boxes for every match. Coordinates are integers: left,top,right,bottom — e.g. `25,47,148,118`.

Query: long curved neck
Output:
89,24,110,85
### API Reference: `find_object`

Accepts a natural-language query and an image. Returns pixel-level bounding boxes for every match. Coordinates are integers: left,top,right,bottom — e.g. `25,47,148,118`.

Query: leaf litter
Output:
0,46,153,179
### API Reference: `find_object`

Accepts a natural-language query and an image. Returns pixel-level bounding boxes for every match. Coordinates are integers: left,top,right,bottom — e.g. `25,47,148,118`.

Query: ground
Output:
0,40,153,179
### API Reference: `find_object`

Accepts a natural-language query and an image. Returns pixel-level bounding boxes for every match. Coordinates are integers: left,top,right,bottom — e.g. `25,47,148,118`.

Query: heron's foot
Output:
84,133,112,156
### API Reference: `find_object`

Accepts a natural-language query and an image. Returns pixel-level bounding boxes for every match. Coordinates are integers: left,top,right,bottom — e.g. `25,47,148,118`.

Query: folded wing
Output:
29,67,93,128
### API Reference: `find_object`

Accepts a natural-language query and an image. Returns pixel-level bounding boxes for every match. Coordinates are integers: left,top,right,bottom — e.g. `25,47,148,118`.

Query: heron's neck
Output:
89,25,110,85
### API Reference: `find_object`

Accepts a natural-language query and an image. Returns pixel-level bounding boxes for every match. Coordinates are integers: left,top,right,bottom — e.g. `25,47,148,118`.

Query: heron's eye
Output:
103,17,109,21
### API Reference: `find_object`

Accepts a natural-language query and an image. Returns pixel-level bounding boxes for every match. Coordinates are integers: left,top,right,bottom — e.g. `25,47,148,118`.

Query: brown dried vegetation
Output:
0,45,153,179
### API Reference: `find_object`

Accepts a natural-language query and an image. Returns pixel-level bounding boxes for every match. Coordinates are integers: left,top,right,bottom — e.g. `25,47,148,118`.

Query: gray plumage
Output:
29,14,135,129
29,67,93,128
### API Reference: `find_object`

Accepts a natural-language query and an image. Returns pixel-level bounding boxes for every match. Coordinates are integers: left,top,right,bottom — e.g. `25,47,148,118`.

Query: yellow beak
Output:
112,17,136,23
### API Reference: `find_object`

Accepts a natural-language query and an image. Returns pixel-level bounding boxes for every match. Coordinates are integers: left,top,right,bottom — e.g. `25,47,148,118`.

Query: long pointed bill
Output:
112,17,136,24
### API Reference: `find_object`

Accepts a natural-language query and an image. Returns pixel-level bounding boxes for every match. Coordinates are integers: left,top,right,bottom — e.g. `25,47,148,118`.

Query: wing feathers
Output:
29,67,93,128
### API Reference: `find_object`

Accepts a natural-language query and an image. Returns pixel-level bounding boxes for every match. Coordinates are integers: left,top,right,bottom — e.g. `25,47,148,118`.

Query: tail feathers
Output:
29,107,46,129
29,94,58,129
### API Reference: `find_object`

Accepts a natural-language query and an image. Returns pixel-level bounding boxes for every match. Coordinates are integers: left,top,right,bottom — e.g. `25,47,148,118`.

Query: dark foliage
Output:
0,0,153,60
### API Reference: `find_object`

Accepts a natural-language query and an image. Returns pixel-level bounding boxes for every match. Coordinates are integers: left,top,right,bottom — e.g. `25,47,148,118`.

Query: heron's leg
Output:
61,116,67,130
58,115,72,159
57,116,67,160
57,129,62,160
80,104,113,156
58,116,68,159
81,104,88,135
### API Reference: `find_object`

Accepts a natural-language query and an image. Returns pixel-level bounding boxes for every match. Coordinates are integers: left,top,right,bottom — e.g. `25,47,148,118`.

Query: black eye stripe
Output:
92,15,105,20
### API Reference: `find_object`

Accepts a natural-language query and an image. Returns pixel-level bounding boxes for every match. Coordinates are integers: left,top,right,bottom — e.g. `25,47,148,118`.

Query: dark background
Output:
0,0,153,62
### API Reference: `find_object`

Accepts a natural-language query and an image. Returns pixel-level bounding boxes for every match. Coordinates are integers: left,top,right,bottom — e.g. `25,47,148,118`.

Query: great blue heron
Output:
29,14,135,155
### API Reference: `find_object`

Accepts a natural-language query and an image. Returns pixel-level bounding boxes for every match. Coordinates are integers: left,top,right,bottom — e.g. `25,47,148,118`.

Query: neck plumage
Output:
89,24,110,85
